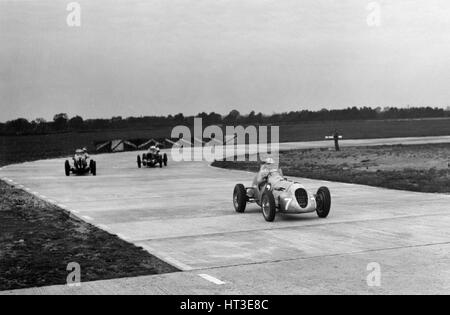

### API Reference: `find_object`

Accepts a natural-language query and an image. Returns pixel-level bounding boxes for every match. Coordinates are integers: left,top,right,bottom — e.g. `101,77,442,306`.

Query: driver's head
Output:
82,147,88,153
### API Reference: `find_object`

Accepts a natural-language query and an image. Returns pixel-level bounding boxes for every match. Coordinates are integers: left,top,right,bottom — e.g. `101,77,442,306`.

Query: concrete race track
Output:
1,136,450,295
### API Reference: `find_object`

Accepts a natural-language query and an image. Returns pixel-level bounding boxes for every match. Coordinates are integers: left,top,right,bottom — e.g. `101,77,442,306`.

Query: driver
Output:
74,148,89,168
148,145,159,157
253,157,284,189
82,147,90,160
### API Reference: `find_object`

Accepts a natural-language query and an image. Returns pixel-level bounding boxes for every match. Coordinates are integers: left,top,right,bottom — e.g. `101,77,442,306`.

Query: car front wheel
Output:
90,160,97,176
261,191,276,222
65,160,71,176
316,187,331,218
137,155,142,168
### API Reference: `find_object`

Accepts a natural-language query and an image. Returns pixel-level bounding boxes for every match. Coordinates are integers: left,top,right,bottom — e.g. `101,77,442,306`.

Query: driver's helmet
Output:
75,149,84,155
156,146,160,152
261,157,280,174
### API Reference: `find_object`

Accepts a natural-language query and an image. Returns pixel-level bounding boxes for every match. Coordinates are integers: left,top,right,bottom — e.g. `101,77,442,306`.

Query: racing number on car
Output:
284,198,293,210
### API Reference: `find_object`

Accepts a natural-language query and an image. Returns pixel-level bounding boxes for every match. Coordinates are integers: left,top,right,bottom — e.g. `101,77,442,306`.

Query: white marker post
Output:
325,131,343,151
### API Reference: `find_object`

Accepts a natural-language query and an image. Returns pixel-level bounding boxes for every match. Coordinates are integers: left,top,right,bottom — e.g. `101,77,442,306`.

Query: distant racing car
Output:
137,146,168,168
233,162,331,222
65,149,97,176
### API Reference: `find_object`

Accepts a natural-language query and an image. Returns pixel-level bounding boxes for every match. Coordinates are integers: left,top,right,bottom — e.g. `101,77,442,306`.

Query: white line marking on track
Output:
198,274,226,285
137,244,194,271
116,233,130,241
162,257,193,271
97,224,109,230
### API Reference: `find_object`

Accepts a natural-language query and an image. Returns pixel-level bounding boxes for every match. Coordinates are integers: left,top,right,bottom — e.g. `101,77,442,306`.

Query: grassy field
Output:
212,143,450,194
0,181,178,291
1,118,450,167
278,118,450,142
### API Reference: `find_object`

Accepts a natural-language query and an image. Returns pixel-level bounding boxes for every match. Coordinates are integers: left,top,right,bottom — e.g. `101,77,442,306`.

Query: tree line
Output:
1,107,449,136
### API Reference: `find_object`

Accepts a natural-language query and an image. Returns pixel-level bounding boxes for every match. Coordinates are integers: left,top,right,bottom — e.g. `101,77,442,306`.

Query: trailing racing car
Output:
137,146,168,168
233,160,331,222
65,149,97,176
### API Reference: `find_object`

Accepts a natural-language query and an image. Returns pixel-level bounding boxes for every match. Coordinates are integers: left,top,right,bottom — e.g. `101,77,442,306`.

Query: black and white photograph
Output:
0,0,449,299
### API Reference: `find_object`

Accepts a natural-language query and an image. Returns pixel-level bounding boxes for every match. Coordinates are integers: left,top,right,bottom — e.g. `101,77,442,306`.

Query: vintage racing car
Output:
233,170,331,222
137,146,168,168
65,149,97,176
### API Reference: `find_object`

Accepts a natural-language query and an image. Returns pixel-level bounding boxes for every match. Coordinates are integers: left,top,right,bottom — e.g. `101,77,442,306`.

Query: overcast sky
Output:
1,0,450,121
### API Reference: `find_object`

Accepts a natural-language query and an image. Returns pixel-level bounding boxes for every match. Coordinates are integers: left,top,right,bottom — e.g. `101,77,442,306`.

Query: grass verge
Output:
0,180,178,291
212,143,450,194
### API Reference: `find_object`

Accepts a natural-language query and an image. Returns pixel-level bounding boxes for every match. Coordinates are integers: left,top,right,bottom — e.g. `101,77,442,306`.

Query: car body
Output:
233,170,331,222
137,151,168,168
65,150,97,176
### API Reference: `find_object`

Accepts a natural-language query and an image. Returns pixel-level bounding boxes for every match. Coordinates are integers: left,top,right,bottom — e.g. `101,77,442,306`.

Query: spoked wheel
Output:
261,191,276,222
233,184,247,213
316,187,331,218
90,160,97,176
65,160,71,176
137,155,142,168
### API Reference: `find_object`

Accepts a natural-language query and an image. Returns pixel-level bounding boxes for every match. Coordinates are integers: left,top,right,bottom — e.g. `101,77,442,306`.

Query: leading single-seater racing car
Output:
137,146,168,168
65,149,97,176
233,167,331,222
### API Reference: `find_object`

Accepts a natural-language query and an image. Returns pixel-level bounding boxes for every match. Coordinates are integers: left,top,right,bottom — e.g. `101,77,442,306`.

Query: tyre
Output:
163,153,168,166
65,160,71,176
90,160,97,176
316,187,331,218
137,155,142,168
261,190,276,222
233,184,247,213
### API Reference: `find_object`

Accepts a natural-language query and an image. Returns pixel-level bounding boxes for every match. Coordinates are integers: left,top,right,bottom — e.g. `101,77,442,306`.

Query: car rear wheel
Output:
65,160,71,176
316,187,331,218
261,191,276,222
137,155,142,168
163,153,168,166
233,184,247,213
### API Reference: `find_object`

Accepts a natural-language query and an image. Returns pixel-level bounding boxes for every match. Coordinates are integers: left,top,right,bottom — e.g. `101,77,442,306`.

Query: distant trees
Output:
1,106,449,136
5,118,31,134
223,110,241,124
68,116,84,130
53,113,69,131
173,113,185,124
